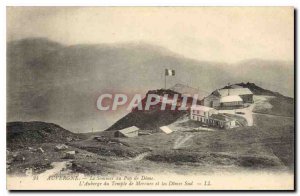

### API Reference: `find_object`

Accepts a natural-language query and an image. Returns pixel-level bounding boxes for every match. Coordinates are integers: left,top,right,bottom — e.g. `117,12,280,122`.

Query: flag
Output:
165,69,175,76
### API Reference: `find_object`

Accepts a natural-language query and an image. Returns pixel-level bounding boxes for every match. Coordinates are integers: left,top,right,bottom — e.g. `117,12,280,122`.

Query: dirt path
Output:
236,104,254,126
219,104,254,126
114,152,151,164
173,134,194,149
131,152,150,161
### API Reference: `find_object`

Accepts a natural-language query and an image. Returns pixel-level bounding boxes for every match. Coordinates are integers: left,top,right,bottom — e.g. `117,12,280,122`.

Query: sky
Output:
7,7,294,63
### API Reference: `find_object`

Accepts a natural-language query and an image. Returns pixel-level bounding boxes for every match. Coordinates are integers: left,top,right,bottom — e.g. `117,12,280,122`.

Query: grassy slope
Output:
253,96,294,117
77,91,294,173
123,119,293,169
74,112,293,174
7,113,294,175
252,114,294,168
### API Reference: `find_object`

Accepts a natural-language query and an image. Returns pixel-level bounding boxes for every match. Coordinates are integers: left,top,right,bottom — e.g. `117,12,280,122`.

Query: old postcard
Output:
6,7,294,190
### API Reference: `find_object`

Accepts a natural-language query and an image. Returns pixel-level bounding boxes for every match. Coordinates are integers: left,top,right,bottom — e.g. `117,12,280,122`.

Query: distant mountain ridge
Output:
221,82,292,98
7,38,294,132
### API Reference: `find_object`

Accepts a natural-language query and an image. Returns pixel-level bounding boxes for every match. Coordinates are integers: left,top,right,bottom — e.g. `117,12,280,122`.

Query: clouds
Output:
7,7,294,63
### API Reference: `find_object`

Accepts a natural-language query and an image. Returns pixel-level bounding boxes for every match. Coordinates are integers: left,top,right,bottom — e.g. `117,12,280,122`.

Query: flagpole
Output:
164,72,166,89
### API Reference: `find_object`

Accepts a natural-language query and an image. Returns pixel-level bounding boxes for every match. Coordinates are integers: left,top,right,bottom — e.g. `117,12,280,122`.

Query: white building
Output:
215,88,253,103
114,126,139,138
220,95,243,107
190,105,238,129
202,87,253,108
190,105,217,122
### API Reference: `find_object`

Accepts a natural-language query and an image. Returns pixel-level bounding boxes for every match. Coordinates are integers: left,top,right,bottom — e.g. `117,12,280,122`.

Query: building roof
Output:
210,114,235,122
117,126,139,134
220,95,243,103
203,93,219,100
190,105,215,111
217,88,253,97
160,126,173,134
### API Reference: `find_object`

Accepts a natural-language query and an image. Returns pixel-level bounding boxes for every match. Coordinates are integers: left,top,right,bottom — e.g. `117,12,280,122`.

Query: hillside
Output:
7,121,80,149
105,89,189,131
253,96,294,117
6,89,294,175
7,38,294,132
7,38,63,67
107,82,294,132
